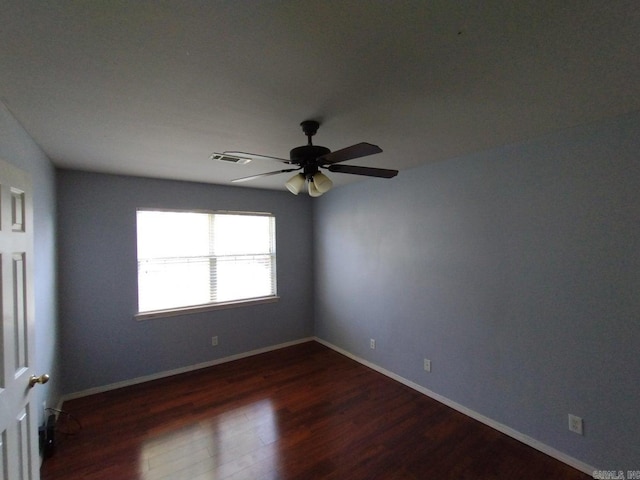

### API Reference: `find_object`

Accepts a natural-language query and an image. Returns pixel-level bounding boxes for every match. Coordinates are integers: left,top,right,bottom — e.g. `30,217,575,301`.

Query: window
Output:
136,209,277,317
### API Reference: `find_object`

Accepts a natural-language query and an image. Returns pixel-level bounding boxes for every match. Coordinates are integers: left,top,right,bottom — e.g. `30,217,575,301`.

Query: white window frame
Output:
135,208,278,320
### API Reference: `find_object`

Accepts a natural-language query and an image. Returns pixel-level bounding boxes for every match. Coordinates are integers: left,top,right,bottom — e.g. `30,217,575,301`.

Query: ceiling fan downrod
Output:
289,121,330,166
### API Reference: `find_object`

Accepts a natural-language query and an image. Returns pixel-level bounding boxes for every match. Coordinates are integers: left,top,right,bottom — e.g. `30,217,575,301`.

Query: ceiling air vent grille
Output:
210,153,251,164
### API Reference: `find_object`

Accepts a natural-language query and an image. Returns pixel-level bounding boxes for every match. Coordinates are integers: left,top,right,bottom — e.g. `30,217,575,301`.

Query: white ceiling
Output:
2,1,639,192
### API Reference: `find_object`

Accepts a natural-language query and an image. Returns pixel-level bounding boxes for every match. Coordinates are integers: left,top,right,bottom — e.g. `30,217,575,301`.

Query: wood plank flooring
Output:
41,341,591,479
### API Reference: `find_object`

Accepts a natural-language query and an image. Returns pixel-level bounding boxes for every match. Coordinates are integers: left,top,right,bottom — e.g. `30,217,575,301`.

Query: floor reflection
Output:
138,399,279,479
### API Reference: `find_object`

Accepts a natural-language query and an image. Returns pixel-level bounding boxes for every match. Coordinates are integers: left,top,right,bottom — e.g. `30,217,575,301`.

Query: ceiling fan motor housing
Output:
290,144,331,177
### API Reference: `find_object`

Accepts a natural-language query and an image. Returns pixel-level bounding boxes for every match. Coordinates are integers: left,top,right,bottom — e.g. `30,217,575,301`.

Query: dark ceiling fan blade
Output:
327,164,398,178
317,142,382,165
224,151,292,164
231,168,300,183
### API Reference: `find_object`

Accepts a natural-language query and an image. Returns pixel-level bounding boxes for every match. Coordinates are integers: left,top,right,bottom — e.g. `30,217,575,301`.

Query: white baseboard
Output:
314,336,596,476
61,337,314,403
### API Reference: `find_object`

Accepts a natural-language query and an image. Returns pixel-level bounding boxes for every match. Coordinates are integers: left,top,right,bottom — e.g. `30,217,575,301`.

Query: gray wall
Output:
57,170,314,394
0,102,59,423
314,111,640,470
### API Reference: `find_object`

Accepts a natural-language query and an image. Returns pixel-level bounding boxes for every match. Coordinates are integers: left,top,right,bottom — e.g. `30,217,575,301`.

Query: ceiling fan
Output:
211,120,398,196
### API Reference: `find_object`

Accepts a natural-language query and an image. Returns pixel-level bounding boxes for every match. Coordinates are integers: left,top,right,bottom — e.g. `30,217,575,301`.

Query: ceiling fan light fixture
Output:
312,171,333,193
285,173,305,195
308,179,323,197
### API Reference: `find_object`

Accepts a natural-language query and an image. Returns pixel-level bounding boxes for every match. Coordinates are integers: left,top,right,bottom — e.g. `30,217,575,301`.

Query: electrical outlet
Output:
568,414,583,435
423,358,431,372
211,336,218,347
370,338,376,350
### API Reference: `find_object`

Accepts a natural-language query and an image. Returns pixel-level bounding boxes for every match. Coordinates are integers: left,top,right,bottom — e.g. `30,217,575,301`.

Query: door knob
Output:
28,374,50,388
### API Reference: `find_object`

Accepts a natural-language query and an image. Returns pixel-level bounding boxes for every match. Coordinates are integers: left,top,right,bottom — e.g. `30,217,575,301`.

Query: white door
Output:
0,158,41,480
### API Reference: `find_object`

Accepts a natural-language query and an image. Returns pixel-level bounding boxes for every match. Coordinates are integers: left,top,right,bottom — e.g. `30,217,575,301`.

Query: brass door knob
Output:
28,374,50,388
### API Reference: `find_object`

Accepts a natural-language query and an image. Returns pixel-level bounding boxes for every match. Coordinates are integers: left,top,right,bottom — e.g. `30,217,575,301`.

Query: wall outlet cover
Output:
568,414,583,435
423,358,431,372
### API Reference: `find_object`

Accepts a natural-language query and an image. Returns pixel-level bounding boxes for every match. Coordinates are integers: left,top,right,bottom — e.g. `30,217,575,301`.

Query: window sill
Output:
135,296,280,321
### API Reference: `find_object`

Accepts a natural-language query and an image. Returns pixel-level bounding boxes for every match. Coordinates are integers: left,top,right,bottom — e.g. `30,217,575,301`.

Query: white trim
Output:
136,207,274,217
61,337,314,402
314,337,596,476
135,295,280,321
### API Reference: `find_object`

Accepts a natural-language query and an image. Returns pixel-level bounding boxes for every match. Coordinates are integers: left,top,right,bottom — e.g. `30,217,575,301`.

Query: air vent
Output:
210,153,251,164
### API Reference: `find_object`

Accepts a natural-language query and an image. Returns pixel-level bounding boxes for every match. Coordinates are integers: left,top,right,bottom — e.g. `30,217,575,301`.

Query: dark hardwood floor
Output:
42,341,590,479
